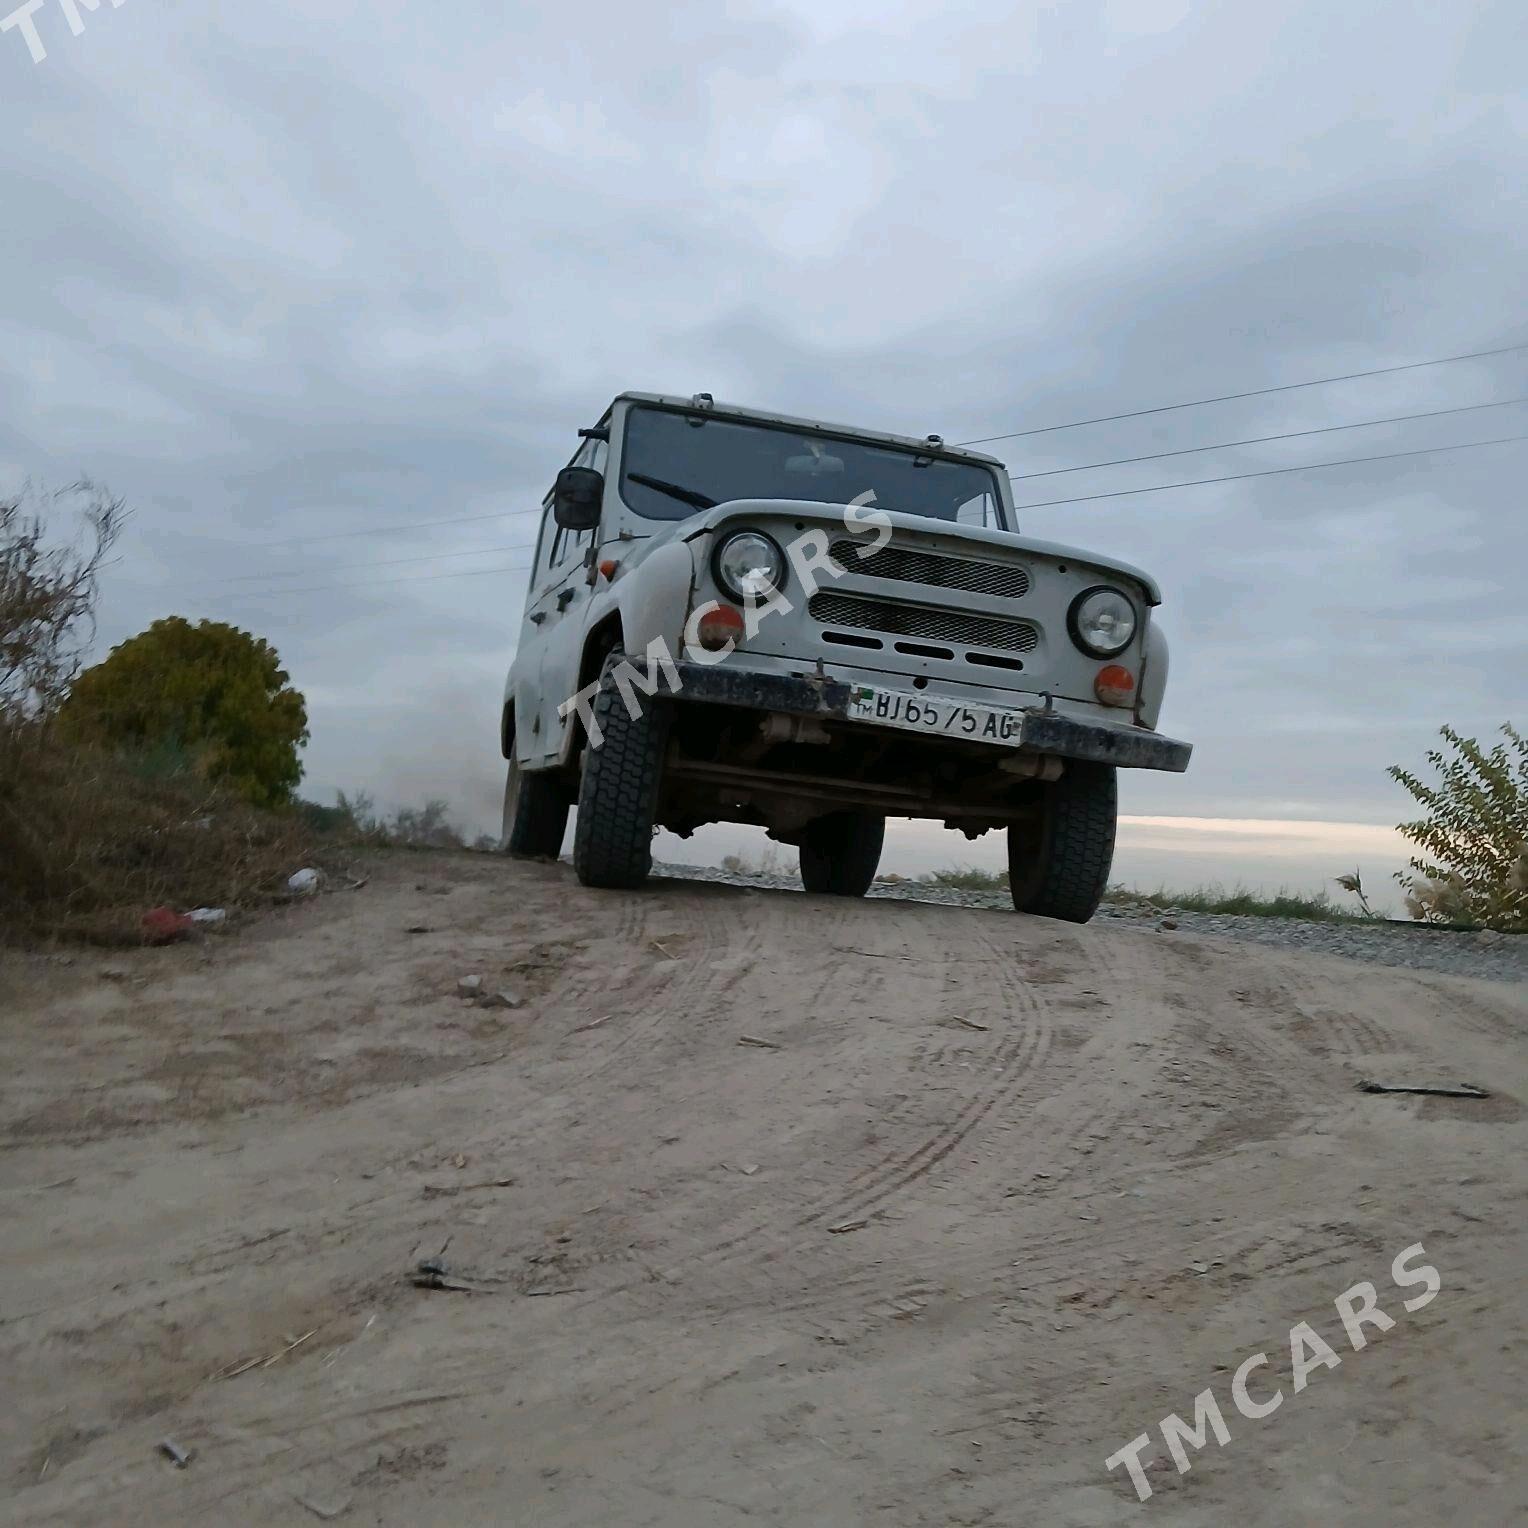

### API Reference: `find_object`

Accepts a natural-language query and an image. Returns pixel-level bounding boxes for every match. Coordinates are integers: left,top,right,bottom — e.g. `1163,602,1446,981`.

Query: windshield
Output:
618,405,1008,528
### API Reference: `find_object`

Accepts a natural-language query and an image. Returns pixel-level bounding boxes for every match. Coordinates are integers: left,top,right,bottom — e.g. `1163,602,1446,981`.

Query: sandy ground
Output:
1,851,1524,1526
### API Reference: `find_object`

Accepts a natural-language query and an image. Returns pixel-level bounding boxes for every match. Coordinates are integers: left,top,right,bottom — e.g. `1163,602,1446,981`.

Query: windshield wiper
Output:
625,471,718,511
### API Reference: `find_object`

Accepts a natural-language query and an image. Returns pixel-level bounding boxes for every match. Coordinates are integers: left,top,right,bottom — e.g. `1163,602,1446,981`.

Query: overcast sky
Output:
3,0,1525,897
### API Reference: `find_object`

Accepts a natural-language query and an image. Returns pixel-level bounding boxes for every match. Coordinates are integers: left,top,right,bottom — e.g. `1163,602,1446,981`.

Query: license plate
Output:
846,684,1025,746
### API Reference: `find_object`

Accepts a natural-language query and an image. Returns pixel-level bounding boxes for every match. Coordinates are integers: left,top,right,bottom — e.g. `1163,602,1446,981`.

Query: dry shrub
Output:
0,728,311,944
1,481,313,943
1,480,124,721
1390,723,1527,932
321,790,470,849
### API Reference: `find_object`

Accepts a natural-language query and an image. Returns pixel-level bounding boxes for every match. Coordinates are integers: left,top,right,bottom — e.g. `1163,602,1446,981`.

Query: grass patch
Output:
904,865,1370,920
720,847,784,877
915,865,1009,892
0,729,313,944
721,852,1368,922
1105,883,1366,921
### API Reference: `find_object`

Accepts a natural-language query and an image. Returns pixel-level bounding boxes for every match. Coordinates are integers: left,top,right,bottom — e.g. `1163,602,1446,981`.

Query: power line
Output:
204,341,1528,574
223,540,536,583
251,505,542,549
957,340,1528,447
226,435,1528,586
203,437,1526,595
1012,432,1528,512
213,561,534,598
1007,395,1528,482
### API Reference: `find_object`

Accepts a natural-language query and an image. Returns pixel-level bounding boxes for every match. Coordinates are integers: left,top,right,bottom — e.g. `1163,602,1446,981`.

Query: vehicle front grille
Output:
828,538,1029,599
808,591,1039,654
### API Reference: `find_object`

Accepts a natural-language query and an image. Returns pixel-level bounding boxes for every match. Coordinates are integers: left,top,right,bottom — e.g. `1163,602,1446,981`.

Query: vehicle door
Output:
527,435,606,762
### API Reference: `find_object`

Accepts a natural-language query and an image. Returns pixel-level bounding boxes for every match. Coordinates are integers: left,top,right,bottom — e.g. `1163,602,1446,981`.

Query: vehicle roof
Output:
607,391,1009,471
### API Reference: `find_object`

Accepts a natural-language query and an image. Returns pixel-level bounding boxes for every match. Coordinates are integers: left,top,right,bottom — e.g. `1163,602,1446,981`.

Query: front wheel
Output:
502,755,569,858
799,811,885,896
572,655,672,889
1007,762,1117,923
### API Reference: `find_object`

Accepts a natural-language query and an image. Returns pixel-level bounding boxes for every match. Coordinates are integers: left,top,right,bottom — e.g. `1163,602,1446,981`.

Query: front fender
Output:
554,539,699,766
1138,623,1170,730
502,651,533,759
601,539,698,659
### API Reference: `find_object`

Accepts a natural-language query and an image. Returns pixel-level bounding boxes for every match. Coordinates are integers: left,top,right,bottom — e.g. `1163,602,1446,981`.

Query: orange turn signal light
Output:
1095,664,1136,707
598,558,619,581
695,603,745,652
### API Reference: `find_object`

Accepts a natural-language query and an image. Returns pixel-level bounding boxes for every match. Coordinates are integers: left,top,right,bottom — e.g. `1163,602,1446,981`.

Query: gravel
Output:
656,861,1527,986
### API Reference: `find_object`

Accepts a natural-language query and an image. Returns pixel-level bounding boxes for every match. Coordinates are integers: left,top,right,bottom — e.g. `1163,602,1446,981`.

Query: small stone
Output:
1158,918,1179,931
481,988,524,1009
457,975,483,998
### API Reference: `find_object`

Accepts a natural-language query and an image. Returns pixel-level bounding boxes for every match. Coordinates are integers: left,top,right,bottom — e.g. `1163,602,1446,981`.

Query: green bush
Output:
61,617,308,808
1390,723,1527,931
2,492,311,942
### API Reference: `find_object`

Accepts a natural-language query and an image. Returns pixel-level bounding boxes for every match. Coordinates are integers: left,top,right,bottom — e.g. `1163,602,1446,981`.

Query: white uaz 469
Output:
502,392,1190,923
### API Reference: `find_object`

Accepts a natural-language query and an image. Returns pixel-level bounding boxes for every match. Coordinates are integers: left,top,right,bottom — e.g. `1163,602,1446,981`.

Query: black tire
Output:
1007,762,1117,923
501,755,569,858
799,811,885,896
572,655,671,889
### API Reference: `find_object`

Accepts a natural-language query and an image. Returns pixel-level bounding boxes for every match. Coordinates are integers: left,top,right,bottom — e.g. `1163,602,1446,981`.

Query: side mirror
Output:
553,466,603,530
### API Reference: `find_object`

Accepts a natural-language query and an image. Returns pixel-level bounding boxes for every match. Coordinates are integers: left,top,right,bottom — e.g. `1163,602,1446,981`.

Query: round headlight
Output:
714,530,786,602
1068,586,1137,657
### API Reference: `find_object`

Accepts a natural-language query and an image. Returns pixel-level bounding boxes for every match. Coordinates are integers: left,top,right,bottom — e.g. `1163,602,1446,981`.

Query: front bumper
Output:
628,658,1193,773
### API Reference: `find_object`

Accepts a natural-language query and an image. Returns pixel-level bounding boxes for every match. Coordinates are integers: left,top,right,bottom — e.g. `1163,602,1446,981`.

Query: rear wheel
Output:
799,811,885,897
572,655,671,889
501,754,569,858
1007,762,1116,923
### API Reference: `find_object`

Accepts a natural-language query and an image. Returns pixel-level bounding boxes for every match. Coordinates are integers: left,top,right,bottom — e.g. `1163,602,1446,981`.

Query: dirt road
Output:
2,853,1524,1525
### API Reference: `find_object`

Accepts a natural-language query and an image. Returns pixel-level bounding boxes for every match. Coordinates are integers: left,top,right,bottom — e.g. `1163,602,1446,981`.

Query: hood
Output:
676,498,1163,607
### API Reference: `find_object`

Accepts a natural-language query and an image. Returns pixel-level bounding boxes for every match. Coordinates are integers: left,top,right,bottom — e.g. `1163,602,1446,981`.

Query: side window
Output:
547,508,574,574
581,436,610,475
540,436,608,582
532,495,558,588
956,491,1001,529
534,492,565,586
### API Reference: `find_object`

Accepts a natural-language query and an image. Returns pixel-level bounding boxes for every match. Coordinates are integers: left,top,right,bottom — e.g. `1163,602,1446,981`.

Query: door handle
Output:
528,611,546,625
556,588,577,609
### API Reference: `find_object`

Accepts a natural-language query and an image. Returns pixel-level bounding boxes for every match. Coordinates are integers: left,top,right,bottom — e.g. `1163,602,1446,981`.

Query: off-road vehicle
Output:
501,392,1190,922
